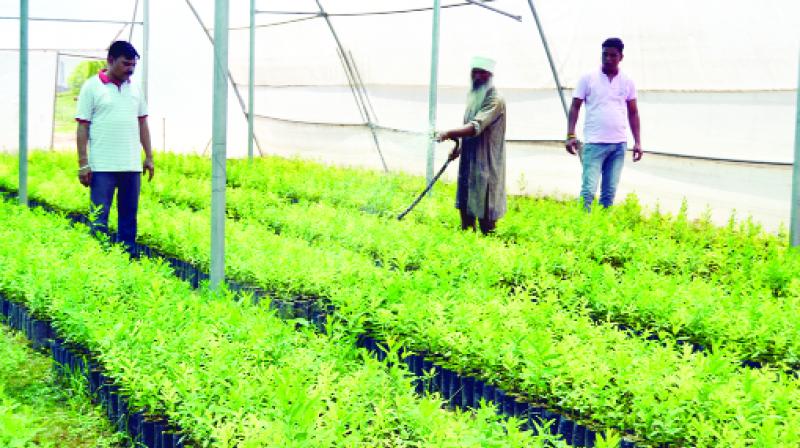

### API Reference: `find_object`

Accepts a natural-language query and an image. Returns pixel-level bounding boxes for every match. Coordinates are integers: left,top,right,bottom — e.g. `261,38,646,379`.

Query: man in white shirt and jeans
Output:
75,41,154,256
566,37,641,210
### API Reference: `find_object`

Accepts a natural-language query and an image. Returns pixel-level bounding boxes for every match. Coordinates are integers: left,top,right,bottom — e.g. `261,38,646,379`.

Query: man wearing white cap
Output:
436,56,507,235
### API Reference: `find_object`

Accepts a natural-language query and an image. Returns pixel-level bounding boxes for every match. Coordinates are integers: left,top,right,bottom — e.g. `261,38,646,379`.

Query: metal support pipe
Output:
0,47,106,52
464,0,521,21
18,0,28,206
790,49,800,246
348,50,379,123
347,53,385,169
110,23,128,44
142,0,149,101
185,0,264,156
426,0,441,184
526,0,568,120
316,0,387,172
247,0,256,162
210,0,229,290
110,0,139,44
0,16,143,25
128,0,140,42
333,51,386,177
335,48,368,123
50,51,60,150
337,49,371,125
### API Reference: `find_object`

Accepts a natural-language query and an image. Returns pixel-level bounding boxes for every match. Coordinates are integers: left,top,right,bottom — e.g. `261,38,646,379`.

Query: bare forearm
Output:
629,112,641,145
76,124,89,166
441,123,476,140
567,110,578,135
567,104,581,135
139,120,153,159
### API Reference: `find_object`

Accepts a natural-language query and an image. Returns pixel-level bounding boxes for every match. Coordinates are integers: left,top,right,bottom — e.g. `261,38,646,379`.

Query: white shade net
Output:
0,0,798,229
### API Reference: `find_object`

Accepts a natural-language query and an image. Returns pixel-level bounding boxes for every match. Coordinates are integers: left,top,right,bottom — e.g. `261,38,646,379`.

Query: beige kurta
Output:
456,87,507,220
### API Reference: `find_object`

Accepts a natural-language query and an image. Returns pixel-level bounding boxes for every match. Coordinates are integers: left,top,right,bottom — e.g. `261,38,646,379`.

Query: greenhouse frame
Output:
1,1,800,447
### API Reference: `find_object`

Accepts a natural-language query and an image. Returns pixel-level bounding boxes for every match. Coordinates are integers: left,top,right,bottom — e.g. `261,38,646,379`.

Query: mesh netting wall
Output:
2,0,797,161
227,0,799,164
0,0,798,230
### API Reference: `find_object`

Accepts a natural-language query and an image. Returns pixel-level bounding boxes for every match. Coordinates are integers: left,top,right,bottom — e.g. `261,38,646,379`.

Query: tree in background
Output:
68,60,105,96
52,60,106,135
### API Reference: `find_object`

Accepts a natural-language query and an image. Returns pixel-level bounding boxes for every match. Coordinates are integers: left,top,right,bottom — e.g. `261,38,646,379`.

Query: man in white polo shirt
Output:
75,41,154,256
566,37,642,210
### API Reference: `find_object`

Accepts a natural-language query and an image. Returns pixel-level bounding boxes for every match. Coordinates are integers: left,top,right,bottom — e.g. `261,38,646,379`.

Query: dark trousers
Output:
90,171,141,254
459,208,496,235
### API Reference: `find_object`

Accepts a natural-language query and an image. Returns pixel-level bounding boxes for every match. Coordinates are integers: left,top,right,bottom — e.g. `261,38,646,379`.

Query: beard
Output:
465,79,492,120
472,77,488,90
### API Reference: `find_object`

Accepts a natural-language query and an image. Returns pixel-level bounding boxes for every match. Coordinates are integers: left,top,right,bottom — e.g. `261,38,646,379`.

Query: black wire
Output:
324,2,488,17
0,16,142,25
58,52,104,59
243,1,500,30
230,15,320,30
256,1,496,19
250,115,793,166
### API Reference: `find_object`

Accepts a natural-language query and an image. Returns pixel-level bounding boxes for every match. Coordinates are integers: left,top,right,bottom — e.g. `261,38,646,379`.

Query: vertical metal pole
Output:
142,0,149,101
211,0,229,289
185,0,265,156
426,0,441,183
50,52,61,150
19,0,28,206
790,49,800,246
526,0,568,120
247,0,255,162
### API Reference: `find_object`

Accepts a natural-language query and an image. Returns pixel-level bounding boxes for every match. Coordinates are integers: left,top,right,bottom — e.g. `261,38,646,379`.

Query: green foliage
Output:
0,199,560,447
151,153,800,367
67,59,105,96
4,151,800,446
0,390,40,447
54,91,77,134
0,327,124,447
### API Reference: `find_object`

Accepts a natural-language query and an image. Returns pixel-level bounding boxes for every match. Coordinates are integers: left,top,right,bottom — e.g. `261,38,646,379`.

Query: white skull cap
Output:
470,56,496,73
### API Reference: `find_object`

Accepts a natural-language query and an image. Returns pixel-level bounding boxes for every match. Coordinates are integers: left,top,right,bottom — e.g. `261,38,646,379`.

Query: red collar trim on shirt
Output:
98,69,128,88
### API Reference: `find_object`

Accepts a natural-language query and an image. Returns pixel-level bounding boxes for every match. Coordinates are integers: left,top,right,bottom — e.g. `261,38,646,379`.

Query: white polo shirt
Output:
573,68,636,144
75,70,148,172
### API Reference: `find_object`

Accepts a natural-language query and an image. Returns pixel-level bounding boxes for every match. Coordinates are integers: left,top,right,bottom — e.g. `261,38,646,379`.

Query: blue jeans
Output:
580,143,626,209
90,172,141,254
